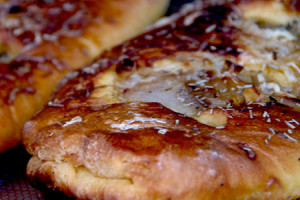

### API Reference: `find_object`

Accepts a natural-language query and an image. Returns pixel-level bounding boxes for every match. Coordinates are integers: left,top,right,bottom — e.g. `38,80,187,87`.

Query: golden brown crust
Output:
24,103,300,199
0,0,169,152
23,0,300,199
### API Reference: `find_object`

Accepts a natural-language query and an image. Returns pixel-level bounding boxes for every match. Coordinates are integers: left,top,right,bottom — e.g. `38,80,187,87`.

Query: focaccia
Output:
0,0,169,152
23,0,300,199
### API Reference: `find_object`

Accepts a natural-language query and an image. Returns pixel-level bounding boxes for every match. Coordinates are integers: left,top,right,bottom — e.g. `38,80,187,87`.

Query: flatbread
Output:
23,0,300,199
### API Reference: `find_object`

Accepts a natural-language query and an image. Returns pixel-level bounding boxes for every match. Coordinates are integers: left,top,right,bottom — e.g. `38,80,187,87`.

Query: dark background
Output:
0,1,194,199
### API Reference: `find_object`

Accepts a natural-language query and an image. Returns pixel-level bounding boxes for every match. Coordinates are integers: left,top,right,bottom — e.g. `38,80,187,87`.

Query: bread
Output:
23,0,300,199
0,0,169,152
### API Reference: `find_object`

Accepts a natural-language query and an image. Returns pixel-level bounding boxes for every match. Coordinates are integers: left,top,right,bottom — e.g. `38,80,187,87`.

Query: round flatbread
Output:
23,0,300,199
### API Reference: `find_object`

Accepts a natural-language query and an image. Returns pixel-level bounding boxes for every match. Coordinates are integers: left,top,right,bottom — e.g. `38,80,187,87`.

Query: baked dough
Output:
0,0,169,152
23,0,300,199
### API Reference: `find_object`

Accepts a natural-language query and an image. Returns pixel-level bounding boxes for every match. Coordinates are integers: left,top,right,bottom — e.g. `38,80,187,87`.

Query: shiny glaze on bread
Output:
23,0,300,199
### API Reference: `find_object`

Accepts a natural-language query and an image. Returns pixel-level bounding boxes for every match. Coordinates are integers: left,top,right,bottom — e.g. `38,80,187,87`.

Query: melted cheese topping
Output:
90,2,300,127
